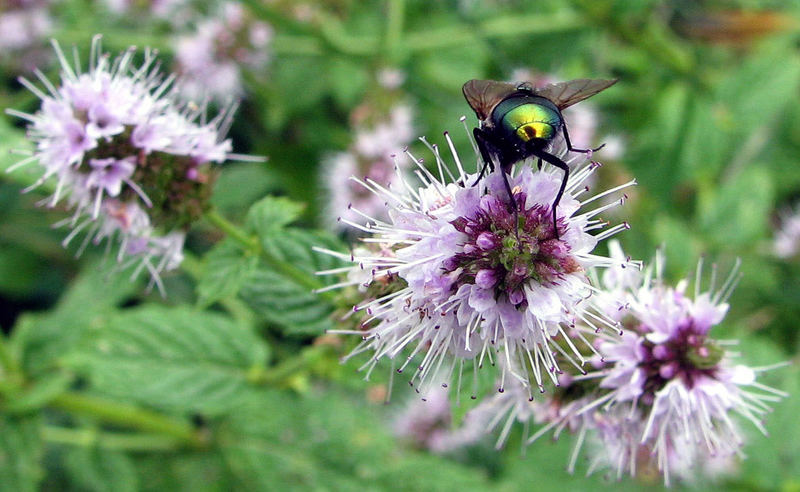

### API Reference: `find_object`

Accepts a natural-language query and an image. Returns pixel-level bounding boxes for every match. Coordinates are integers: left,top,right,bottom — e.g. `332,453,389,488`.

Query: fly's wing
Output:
532,78,617,110
462,79,517,121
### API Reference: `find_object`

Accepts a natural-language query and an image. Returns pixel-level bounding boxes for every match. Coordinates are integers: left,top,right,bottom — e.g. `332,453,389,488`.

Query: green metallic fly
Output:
463,78,617,238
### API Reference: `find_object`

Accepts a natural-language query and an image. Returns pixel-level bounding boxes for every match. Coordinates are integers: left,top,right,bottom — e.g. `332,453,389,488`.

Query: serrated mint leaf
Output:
197,240,259,307
245,196,305,240
12,262,139,376
240,229,346,335
0,415,43,492
240,264,335,335
66,306,270,416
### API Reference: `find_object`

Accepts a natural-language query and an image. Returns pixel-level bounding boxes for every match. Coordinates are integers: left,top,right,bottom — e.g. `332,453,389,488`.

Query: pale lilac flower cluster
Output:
0,0,53,71
7,37,239,292
175,2,273,101
316,130,635,398
393,386,454,452
773,204,800,258
496,243,788,485
321,104,415,232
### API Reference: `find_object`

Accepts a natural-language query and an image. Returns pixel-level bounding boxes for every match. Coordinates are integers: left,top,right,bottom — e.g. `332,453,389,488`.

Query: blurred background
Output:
1,0,799,490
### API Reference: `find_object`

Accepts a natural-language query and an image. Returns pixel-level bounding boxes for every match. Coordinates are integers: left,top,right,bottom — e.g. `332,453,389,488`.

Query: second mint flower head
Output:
316,131,636,396
7,36,248,292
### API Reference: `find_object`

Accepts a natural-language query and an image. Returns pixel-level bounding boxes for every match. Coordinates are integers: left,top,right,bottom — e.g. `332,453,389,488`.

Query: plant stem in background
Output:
42,426,187,452
48,392,207,449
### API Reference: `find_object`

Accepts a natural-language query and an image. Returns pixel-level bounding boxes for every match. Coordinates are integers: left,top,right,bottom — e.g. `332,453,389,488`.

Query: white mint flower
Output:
315,129,635,398
7,36,247,293
535,243,788,485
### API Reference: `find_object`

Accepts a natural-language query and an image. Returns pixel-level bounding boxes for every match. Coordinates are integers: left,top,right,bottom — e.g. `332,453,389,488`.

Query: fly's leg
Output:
471,128,495,187
473,128,522,247
563,123,605,154
530,147,569,240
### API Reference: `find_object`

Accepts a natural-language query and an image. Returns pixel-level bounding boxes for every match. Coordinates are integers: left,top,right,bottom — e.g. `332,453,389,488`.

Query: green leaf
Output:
698,167,773,249
327,57,369,108
63,448,138,492
65,305,270,416
717,38,800,135
196,240,259,308
650,215,701,277
12,261,139,376
240,229,346,335
0,119,37,188
418,44,489,90
217,389,493,490
0,415,43,492
211,164,280,218
133,451,233,492
245,196,305,240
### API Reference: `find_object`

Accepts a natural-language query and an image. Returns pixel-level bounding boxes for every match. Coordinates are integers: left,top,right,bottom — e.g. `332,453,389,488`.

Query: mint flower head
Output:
175,2,273,102
525,243,787,485
321,104,415,233
7,36,243,293
316,129,635,397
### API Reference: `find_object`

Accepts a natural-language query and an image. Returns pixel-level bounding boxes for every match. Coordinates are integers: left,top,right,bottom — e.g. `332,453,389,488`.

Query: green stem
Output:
49,392,206,449
42,426,186,452
204,209,259,253
403,12,585,52
384,0,406,61
248,344,329,386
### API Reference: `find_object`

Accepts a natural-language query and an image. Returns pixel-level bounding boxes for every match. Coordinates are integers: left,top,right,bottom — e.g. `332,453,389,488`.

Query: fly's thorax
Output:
492,94,562,144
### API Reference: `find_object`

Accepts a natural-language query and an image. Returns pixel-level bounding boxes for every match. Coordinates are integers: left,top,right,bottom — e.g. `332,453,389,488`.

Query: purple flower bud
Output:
475,269,497,289
652,344,671,360
508,288,525,305
659,361,678,379
476,232,496,250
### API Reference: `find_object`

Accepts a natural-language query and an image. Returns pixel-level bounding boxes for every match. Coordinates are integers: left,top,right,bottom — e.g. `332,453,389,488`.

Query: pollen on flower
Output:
315,124,636,399
6,35,252,294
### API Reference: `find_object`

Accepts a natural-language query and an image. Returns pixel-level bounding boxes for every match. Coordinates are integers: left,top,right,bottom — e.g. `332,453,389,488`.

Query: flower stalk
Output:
48,392,207,449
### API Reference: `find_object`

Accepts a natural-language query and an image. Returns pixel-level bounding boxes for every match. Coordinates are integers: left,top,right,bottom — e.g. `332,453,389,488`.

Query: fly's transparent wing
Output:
533,78,617,109
462,79,517,121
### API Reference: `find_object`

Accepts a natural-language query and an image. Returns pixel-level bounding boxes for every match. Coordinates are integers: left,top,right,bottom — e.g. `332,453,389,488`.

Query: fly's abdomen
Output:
495,97,561,143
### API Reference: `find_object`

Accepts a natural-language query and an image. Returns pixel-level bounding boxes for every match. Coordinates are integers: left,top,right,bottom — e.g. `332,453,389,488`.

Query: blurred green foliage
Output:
1,0,800,490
